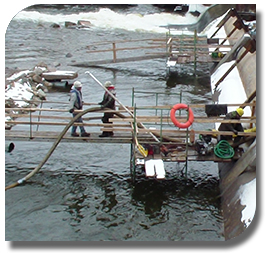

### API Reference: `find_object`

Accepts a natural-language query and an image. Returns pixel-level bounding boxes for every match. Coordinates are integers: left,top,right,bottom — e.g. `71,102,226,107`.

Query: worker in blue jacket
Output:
69,81,90,137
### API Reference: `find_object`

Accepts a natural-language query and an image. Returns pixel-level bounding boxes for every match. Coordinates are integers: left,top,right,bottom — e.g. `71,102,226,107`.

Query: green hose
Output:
214,140,235,159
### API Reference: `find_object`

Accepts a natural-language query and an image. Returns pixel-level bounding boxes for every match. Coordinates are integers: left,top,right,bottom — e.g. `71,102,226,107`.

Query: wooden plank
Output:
70,54,167,67
5,107,129,114
110,116,256,124
7,114,256,125
134,103,255,109
7,114,73,120
5,130,134,144
7,121,131,129
5,108,70,113
100,127,133,132
87,44,166,54
5,103,255,113
87,38,166,47
100,127,256,137
221,142,256,190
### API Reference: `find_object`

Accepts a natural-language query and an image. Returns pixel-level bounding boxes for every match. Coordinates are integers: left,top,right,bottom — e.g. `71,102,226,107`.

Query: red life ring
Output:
170,103,194,129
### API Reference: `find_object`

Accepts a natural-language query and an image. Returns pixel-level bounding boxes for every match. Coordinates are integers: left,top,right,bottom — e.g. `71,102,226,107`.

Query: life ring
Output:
170,103,194,129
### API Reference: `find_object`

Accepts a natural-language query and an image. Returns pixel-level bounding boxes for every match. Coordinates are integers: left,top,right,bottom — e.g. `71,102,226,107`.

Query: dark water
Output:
5,5,224,241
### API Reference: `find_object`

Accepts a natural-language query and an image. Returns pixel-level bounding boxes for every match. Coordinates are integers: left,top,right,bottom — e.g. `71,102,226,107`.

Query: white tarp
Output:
145,159,165,179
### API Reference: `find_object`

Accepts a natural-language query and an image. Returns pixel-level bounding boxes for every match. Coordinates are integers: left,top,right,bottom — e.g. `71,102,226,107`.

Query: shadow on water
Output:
132,175,221,217
166,71,210,89
5,168,223,241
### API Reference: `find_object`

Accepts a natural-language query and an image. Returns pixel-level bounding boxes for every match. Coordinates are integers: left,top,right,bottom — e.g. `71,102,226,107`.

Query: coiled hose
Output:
214,140,235,159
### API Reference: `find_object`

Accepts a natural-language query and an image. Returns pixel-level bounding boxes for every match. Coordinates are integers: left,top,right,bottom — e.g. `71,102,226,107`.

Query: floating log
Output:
42,71,78,80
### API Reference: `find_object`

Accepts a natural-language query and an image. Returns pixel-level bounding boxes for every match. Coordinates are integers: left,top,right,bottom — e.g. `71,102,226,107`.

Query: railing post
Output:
155,93,158,116
131,87,135,107
36,101,43,131
112,42,117,63
160,109,163,142
29,110,33,139
184,105,190,179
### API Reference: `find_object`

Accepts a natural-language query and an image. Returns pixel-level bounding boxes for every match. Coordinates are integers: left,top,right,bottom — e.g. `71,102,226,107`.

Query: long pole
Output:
85,71,134,117
85,71,160,143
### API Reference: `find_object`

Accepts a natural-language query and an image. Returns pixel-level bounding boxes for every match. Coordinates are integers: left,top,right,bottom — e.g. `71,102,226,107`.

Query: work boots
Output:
99,132,114,137
71,132,90,137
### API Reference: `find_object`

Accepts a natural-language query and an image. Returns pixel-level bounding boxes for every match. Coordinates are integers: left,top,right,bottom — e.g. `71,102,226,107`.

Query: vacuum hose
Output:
5,107,101,191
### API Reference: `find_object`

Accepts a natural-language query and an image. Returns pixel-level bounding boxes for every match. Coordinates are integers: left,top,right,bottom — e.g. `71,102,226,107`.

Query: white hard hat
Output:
73,81,82,88
104,81,113,88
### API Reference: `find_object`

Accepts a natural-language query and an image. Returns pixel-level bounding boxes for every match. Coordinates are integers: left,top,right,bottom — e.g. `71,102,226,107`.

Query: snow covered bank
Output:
210,60,252,130
239,178,256,228
5,81,34,108
5,67,47,129
5,63,78,129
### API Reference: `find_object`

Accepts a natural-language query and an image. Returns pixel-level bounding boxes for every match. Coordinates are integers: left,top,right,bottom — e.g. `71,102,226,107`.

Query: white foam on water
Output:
13,7,202,33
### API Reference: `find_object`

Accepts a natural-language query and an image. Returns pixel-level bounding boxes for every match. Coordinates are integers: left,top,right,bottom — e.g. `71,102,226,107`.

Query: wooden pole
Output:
85,71,134,117
213,49,249,90
85,71,160,143
112,42,117,63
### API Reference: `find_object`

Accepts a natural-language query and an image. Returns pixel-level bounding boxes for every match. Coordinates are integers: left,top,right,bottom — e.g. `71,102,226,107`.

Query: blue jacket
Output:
69,87,83,110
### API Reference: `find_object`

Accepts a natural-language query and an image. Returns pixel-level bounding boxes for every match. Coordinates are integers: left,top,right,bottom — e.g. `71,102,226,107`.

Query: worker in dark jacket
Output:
98,81,116,137
218,108,244,143
69,81,90,137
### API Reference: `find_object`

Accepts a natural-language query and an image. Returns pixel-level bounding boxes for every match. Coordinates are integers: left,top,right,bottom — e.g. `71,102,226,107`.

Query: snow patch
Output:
238,178,256,227
210,61,252,129
5,81,34,107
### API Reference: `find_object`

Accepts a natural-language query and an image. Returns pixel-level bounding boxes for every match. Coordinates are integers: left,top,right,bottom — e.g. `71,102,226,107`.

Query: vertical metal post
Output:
160,109,163,142
131,87,135,107
155,93,158,116
36,101,43,131
179,90,182,117
184,105,190,179
132,103,137,182
130,142,135,184
133,103,137,140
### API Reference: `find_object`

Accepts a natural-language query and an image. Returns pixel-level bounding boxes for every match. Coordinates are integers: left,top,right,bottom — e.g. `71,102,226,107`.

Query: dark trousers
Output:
219,123,244,143
101,113,113,135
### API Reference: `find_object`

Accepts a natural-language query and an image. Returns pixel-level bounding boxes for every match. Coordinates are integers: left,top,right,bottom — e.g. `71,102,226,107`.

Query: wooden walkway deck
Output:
5,130,244,163
5,102,256,163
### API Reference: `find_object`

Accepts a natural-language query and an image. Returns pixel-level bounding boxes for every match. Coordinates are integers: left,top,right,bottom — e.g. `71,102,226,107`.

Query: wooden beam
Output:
240,90,256,109
221,142,256,191
70,54,167,67
6,121,131,128
110,116,256,124
87,44,166,54
86,38,166,47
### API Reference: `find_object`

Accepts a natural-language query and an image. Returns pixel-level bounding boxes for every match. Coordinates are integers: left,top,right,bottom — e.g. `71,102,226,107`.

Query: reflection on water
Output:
6,162,223,241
